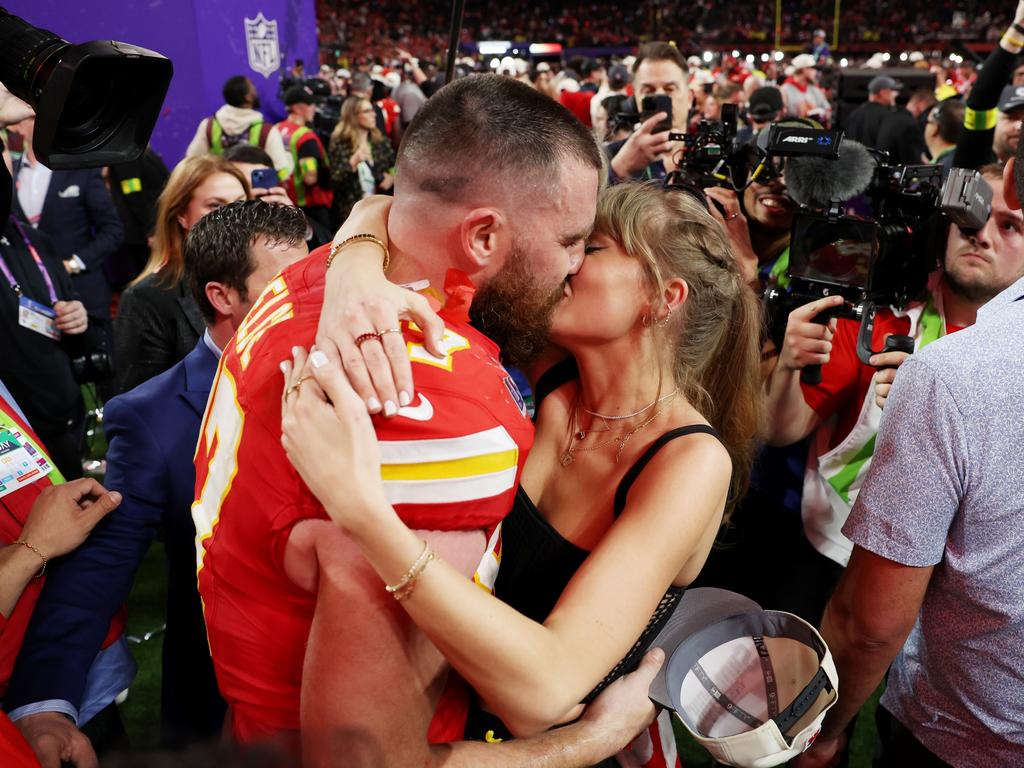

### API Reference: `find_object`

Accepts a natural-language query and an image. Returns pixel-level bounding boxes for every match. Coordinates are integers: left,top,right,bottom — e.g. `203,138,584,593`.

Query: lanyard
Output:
0,217,58,305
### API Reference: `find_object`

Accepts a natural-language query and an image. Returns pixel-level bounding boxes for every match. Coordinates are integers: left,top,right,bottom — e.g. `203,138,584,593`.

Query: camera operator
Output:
763,163,1024,610
702,158,799,288
607,42,691,182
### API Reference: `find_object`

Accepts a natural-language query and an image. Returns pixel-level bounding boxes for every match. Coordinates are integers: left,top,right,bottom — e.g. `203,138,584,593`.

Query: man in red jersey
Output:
193,74,658,765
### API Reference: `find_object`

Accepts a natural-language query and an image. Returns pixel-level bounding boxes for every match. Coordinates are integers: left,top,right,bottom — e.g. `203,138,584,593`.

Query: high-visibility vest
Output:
207,117,272,155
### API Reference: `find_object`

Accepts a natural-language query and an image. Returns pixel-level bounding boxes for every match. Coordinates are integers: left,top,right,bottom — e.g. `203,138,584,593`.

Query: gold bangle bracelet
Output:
326,234,390,272
11,539,47,578
385,541,436,602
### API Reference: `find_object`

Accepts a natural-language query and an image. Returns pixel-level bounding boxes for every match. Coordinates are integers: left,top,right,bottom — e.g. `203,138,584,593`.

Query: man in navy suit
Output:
9,117,123,335
5,201,308,763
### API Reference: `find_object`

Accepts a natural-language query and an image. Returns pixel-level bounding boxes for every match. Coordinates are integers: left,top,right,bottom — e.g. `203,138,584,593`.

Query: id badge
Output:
0,427,56,499
18,296,60,340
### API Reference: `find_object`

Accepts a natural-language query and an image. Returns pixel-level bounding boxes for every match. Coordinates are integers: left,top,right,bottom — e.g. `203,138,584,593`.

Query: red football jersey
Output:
193,249,533,746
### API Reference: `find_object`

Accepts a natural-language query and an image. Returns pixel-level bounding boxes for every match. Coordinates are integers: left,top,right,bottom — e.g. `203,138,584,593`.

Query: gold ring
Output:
725,211,740,220
285,375,313,399
378,327,402,336
355,331,381,348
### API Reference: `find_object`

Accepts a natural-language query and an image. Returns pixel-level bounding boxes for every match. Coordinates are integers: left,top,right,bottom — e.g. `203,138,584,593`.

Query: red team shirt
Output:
193,248,533,746
800,311,963,450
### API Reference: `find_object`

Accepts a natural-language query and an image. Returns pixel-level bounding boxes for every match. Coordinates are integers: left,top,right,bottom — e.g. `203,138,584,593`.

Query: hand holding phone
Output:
250,167,278,190
640,94,673,133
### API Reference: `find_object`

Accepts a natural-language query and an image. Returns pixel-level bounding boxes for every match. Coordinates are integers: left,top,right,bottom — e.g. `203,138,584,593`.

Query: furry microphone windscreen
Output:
785,140,876,208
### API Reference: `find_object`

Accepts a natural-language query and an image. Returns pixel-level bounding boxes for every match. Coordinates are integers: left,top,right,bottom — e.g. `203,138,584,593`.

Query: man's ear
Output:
459,207,510,274
204,281,236,320
1004,157,1021,212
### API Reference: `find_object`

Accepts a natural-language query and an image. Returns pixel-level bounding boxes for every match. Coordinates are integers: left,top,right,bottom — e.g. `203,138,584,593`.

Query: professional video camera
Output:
664,103,751,189
762,124,992,382
0,8,172,221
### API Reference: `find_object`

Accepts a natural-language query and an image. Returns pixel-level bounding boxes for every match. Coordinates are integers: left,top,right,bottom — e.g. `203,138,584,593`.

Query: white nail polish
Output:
310,350,328,369
383,400,398,416
399,391,412,406
279,362,288,373
292,346,302,356
368,397,382,412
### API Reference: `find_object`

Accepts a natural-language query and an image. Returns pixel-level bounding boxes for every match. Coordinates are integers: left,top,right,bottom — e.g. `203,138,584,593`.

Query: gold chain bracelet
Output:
326,233,390,272
11,539,47,578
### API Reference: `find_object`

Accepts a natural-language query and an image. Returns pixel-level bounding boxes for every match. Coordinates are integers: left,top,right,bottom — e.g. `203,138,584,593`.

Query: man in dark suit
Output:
9,117,123,338
6,201,308,762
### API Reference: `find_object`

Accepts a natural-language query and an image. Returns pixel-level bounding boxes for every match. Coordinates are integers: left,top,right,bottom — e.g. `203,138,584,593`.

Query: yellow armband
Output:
964,107,998,131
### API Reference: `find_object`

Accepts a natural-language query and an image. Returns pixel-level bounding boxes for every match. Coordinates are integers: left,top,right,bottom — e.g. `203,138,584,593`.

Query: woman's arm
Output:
282,348,731,736
314,196,445,413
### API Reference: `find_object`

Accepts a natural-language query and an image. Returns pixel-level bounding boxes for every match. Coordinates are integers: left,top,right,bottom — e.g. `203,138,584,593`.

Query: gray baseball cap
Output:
868,75,902,94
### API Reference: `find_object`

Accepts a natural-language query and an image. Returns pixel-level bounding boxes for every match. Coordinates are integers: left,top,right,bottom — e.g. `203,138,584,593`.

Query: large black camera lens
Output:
0,8,172,168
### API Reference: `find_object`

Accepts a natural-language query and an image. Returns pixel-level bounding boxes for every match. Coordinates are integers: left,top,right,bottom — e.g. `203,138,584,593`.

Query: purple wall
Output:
5,0,318,167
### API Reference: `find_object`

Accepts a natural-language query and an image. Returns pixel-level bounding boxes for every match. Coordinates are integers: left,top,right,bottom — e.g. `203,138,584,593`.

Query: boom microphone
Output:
785,140,876,208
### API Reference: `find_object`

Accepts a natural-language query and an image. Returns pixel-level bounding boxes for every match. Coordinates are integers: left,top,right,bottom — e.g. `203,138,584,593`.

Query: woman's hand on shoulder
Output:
315,196,444,415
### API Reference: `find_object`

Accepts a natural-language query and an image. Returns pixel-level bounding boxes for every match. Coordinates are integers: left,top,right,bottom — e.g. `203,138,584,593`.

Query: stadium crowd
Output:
1,2,1024,767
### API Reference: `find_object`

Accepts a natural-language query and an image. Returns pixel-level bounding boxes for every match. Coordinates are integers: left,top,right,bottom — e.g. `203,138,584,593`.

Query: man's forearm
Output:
434,720,623,768
765,365,819,445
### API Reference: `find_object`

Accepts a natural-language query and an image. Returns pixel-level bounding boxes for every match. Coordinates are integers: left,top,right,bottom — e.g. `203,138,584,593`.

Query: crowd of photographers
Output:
1,3,1024,766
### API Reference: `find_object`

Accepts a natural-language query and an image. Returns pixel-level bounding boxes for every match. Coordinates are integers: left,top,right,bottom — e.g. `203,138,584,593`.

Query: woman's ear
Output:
459,207,510,274
658,277,689,322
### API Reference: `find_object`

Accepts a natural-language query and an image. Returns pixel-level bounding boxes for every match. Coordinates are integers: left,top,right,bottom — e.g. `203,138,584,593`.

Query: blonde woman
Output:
327,96,396,226
114,155,249,392
283,182,764,762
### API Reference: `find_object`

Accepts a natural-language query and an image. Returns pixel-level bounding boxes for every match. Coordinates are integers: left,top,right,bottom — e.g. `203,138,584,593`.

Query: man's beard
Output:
469,245,564,368
944,252,1002,305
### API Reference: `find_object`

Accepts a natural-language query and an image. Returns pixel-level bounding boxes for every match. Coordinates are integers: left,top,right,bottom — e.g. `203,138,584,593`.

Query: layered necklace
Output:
560,389,678,466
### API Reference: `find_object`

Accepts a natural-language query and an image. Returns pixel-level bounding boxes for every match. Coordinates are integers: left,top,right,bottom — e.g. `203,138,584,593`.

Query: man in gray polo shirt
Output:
794,153,1024,766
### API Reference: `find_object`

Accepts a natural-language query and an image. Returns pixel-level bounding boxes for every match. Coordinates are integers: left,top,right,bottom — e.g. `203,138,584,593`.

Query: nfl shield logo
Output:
244,13,280,78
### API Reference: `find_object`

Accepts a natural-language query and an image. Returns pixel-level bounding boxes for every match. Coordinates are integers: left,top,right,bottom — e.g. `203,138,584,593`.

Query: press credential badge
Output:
18,296,60,340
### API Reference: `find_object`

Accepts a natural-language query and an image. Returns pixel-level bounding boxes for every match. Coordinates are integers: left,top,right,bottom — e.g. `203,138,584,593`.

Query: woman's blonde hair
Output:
330,96,383,147
594,182,765,517
134,155,250,286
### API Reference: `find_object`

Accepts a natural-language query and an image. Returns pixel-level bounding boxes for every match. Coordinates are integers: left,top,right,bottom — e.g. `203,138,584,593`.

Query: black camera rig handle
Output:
856,301,915,367
800,312,832,386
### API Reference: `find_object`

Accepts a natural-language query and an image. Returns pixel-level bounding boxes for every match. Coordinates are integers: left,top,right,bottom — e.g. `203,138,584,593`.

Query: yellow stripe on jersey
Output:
380,449,518,481
379,426,519,505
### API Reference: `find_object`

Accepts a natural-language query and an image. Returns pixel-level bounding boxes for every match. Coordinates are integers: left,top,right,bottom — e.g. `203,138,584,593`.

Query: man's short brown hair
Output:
396,73,602,203
632,42,689,78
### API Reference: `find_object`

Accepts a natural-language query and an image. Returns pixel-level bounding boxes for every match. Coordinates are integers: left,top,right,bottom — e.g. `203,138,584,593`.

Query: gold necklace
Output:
560,393,677,467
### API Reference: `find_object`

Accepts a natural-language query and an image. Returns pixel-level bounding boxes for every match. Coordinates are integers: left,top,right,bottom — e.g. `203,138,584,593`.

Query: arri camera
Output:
762,124,992,381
